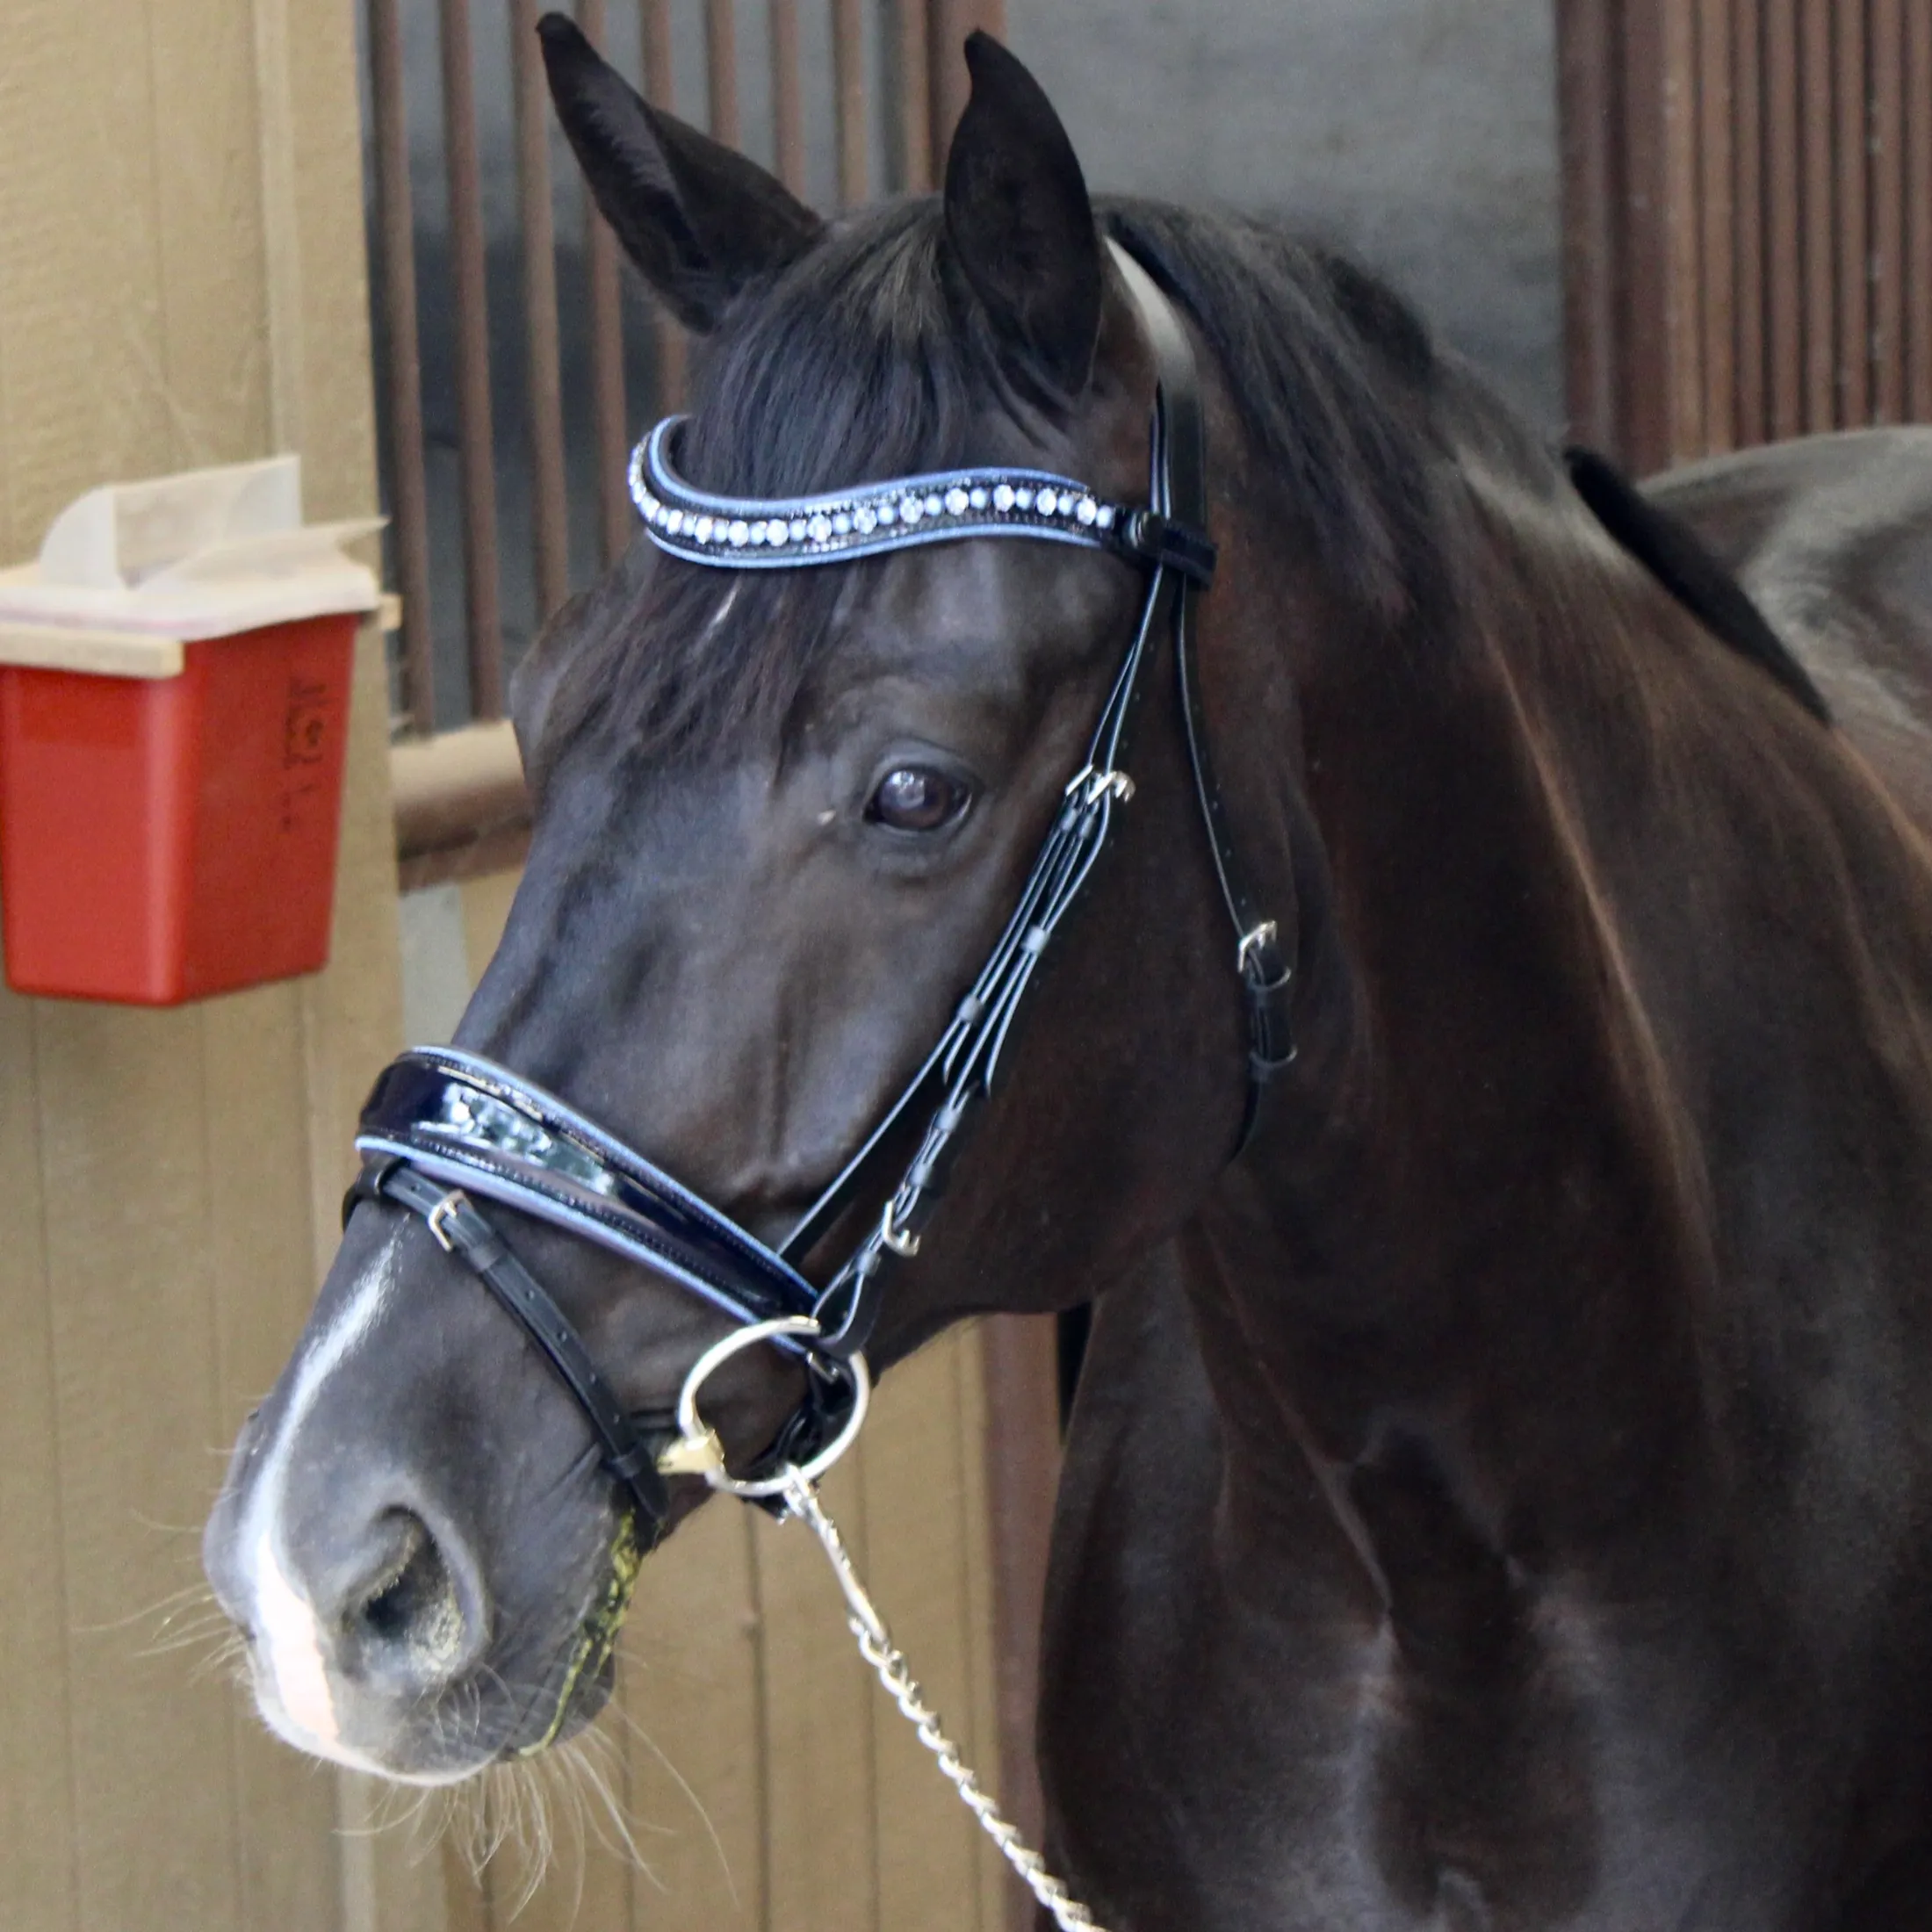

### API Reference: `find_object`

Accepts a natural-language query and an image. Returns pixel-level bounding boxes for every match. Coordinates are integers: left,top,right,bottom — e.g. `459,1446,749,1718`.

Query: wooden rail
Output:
1561,0,1932,470
392,720,530,891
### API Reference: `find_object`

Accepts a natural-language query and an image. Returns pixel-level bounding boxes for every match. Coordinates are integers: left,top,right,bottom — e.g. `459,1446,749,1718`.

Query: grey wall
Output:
1009,0,1564,424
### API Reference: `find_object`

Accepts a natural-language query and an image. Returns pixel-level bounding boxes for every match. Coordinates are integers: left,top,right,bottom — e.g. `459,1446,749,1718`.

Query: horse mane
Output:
545,193,1818,765
1562,444,1831,723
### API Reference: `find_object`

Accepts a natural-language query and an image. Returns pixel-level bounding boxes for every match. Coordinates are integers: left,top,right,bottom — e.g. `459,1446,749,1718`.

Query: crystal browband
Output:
630,415,1216,582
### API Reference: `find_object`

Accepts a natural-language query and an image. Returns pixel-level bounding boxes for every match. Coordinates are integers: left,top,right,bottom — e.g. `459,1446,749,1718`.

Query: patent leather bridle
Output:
345,242,1295,1552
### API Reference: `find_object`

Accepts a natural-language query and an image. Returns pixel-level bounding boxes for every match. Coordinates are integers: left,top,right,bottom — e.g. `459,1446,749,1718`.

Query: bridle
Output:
344,242,1295,1556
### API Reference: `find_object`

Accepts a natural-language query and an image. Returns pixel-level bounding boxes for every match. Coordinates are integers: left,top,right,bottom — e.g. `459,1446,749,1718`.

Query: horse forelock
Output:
538,196,1459,774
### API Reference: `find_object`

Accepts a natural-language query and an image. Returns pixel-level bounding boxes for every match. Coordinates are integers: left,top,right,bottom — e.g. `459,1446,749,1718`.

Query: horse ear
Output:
942,33,1102,400
537,13,822,333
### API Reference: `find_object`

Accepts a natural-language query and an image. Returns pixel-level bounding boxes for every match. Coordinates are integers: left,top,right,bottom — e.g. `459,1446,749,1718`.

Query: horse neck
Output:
1184,429,1924,1539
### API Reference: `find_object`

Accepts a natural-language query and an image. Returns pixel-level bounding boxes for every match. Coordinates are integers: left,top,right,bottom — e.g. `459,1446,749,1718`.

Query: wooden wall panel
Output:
205,987,342,1932
757,1453,881,1932
621,1504,768,1930
38,1008,244,1932
954,1323,1012,1924
0,992,75,1932
1561,0,1932,463
152,0,272,466
869,1337,993,1932
0,1,405,1929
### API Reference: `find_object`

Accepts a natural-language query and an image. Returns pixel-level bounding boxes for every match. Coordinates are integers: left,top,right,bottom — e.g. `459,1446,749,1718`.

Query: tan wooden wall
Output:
403,871,1009,1932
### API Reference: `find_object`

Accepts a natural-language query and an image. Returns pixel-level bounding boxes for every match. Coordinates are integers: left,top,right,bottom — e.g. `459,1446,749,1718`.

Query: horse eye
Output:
867,765,970,833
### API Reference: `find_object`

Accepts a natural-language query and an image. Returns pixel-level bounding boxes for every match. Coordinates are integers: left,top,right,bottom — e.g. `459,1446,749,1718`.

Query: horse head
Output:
201,25,1323,1781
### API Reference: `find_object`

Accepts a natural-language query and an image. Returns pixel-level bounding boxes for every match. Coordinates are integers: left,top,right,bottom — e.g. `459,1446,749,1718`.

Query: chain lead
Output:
780,1470,1107,1932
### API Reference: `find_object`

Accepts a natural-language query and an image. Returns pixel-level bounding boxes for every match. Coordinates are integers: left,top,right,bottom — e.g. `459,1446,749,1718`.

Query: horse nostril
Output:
346,1511,473,1676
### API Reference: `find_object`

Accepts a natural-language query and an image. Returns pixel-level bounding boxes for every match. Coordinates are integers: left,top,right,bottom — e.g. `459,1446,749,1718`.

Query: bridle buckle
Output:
1236,921,1278,977
426,1188,471,1253
1063,763,1135,806
879,1196,921,1258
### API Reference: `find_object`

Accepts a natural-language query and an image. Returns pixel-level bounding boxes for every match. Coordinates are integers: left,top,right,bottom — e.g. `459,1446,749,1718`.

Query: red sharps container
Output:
0,457,381,1004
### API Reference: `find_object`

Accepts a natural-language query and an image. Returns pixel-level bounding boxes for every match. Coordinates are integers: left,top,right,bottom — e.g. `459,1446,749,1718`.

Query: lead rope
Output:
668,1317,1107,1931
779,1468,1106,1932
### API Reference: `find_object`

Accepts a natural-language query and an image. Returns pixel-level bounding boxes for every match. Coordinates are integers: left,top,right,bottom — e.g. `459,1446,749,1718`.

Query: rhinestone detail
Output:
629,416,1150,572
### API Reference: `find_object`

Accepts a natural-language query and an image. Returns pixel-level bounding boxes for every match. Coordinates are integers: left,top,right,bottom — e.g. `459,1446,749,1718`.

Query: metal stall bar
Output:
1833,0,1869,424
639,0,687,409
892,0,932,192
1873,0,1907,422
439,0,506,718
367,0,437,732
1697,0,1736,453
577,0,632,568
1614,0,1675,470
1763,0,1804,437
1556,0,1622,452
706,0,740,146
1731,0,1766,445
1911,0,1932,420
832,0,868,204
1662,0,1704,458
513,0,572,625
770,0,806,194
1799,0,1835,429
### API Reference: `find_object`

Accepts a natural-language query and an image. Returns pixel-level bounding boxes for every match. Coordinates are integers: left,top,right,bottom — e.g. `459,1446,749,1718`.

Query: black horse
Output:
205,27,1932,1928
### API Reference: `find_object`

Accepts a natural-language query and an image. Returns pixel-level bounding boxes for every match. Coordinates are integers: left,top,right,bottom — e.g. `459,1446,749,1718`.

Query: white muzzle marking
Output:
238,1230,398,1760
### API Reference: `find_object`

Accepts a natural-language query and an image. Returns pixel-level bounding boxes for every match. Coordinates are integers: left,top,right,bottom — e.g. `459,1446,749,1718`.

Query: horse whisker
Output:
76,1579,222,1637
600,1693,733,1903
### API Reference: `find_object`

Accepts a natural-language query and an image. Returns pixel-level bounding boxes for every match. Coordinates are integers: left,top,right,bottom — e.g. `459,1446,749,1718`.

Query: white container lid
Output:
0,455,383,678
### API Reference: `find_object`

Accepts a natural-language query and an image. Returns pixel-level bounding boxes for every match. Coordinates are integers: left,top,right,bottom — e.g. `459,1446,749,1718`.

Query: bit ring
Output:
670,1315,871,1499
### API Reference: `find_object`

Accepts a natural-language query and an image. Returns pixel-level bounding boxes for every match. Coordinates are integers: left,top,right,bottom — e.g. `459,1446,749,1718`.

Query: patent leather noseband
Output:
345,242,1295,1552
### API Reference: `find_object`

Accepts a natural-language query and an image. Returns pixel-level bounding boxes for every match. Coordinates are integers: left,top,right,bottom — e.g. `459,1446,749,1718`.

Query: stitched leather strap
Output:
357,1048,820,1333
346,1158,675,1542
1111,244,1297,1149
